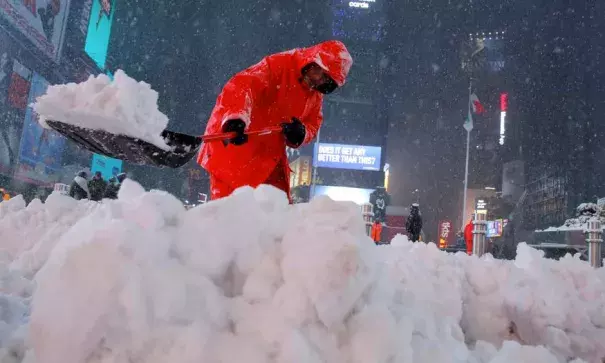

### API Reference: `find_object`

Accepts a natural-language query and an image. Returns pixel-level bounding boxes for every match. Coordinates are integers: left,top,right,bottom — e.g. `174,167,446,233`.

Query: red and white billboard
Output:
7,59,32,110
438,220,454,249
0,0,71,62
499,92,508,145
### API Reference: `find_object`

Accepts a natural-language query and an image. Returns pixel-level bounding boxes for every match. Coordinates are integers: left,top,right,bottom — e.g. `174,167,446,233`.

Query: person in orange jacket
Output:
0,188,9,201
464,219,474,255
198,41,353,202
371,219,383,244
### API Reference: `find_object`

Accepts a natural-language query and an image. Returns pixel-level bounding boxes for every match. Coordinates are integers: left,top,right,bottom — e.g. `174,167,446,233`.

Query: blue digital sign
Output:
84,0,116,69
91,153,122,180
313,143,382,171
16,73,66,183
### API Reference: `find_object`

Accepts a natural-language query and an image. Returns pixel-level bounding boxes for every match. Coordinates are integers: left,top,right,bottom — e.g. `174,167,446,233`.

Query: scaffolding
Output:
522,173,568,230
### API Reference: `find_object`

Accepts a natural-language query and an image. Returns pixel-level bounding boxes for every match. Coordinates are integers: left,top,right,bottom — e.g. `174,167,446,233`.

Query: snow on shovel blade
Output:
46,120,201,168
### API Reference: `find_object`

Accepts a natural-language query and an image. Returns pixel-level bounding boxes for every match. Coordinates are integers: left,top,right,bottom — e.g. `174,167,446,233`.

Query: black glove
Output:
281,117,306,148
222,119,248,146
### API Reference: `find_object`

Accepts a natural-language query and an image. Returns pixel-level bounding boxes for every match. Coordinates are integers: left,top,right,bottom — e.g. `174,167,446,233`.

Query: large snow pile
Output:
1,182,605,363
33,70,169,148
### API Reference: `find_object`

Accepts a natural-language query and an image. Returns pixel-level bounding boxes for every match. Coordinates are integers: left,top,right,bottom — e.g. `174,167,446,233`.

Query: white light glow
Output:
313,185,374,205
499,111,506,145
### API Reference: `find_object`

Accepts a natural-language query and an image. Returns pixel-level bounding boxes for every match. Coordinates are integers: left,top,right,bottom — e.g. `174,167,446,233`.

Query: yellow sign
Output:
439,238,447,249
289,156,312,188
384,167,390,191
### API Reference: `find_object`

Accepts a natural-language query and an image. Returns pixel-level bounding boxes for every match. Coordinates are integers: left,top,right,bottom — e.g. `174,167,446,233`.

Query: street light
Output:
412,188,420,203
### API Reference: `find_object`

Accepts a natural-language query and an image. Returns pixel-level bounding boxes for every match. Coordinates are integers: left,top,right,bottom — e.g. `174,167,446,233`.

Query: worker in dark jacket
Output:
88,171,107,201
103,176,119,199
103,173,127,200
405,203,423,242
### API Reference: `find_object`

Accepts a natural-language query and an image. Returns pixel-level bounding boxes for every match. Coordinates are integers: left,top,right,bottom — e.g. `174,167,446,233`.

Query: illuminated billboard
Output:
15,72,66,184
499,92,508,145
438,220,454,248
84,0,116,69
7,60,32,110
289,156,312,188
0,40,33,175
462,32,505,74
0,0,71,62
313,143,382,171
91,153,122,180
475,198,487,214
486,220,503,238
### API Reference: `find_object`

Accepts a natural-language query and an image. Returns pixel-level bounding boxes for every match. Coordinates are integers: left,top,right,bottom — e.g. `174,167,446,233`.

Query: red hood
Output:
296,40,353,87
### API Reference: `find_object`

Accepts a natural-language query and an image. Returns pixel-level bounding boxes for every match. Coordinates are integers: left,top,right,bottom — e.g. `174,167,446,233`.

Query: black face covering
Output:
315,77,338,94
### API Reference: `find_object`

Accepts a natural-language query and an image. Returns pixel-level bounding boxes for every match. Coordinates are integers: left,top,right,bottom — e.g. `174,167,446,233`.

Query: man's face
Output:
303,64,328,87
303,64,338,94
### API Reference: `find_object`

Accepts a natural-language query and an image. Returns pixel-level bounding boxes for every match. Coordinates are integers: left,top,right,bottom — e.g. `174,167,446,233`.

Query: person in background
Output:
370,219,383,244
88,171,108,202
103,176,119,200
69,171,90,200
0,188,10,201
405,203,423,242
104,173,127,200
369,186,390,222
455,231,466,251
116,172,127,183
464,218,474,255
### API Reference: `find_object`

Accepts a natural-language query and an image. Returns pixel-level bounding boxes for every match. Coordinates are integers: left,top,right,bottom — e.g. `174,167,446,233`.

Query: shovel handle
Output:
201,125,283,143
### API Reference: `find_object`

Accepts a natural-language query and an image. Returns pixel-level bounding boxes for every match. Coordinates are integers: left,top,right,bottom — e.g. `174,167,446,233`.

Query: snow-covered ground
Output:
0,181,604,363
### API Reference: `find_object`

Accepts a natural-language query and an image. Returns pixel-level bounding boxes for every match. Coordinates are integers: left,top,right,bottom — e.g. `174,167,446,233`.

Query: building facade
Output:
512,0,605,230
0,0,110,200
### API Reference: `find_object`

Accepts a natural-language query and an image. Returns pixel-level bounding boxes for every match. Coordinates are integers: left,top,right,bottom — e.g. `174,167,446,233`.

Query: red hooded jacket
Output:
197,41,353,190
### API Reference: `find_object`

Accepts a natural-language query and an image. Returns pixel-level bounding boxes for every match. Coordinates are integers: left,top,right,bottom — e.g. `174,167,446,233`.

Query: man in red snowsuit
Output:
197,41,353,201
464,219,474,255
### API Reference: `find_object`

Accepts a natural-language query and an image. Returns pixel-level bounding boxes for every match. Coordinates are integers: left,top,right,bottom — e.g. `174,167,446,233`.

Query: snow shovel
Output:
45,120,283,168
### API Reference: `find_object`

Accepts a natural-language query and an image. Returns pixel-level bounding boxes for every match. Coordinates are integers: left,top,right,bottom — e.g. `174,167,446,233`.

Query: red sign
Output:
500,92,508,112
438,220,453,249
8,73,30,110
100,0,113,16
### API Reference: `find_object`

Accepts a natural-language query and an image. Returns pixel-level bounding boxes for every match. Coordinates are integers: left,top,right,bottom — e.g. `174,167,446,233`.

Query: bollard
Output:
585,218,603,268
472,212,488,256
361,203,374,236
